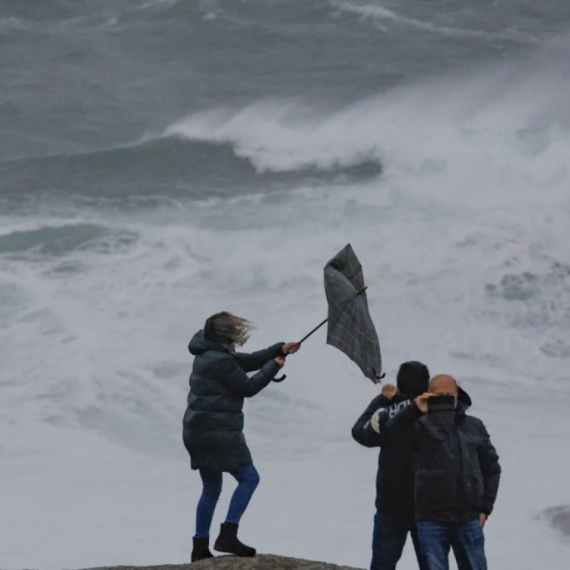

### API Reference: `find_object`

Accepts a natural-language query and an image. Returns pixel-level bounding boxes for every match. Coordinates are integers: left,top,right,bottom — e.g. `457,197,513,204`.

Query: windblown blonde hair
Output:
204,311,253,348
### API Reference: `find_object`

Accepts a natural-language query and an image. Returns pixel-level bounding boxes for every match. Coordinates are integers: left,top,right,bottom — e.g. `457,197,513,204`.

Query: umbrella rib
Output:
298,286,368,344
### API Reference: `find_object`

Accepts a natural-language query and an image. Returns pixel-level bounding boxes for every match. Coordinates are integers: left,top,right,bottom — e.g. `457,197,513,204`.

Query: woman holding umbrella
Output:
183,311,300,562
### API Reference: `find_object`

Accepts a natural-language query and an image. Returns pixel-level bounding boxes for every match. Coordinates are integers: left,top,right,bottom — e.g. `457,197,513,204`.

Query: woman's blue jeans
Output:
195,463,260,539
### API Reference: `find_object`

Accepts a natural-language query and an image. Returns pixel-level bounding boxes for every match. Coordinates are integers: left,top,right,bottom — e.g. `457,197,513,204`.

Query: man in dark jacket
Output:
182,311,300,562
352,361,430,570
387,375,501,570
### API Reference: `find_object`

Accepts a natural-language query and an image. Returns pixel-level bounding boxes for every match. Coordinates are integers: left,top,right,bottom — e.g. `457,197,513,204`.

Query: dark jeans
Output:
416,519,487,570
195,463,260,539
371,510,427,570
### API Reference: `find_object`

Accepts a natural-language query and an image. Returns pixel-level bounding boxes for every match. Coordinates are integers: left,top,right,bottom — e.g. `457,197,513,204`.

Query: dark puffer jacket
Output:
388,390,501,524
182,330,284,472
352,393,420,521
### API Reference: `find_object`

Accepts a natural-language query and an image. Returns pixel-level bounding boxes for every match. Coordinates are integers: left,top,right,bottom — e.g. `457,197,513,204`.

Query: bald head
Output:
429,374,458,396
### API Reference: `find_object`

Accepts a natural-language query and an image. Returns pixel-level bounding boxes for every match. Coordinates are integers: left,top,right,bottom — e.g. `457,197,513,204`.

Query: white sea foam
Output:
2,205,570,569
2,38,570,570
164,44,570,215
333,1,481,37
332,1,539,44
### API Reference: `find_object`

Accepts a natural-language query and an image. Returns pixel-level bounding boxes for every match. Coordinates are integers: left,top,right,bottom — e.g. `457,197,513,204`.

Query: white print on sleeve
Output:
387,399,413,418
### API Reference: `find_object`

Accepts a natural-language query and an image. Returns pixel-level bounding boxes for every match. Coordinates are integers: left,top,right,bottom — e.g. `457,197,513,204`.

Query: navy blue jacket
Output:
352,393,419,521
387,393,501,524
182,331,284,472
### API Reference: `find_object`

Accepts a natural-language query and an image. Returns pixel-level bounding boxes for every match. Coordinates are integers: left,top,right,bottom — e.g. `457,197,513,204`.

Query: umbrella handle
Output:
273,350,288,382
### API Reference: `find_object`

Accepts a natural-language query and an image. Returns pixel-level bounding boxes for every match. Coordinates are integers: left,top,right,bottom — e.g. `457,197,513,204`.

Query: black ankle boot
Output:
191,536,214,562
213,522,256,557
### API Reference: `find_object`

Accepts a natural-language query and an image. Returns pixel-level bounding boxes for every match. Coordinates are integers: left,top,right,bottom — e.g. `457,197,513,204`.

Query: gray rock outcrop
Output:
85,554,364,570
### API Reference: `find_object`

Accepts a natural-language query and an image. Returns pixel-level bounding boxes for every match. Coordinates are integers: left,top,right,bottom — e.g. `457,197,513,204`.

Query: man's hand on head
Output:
381,384,398,400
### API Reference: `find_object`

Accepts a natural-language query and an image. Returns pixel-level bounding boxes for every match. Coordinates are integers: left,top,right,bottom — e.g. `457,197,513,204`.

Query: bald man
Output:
387,375,501,570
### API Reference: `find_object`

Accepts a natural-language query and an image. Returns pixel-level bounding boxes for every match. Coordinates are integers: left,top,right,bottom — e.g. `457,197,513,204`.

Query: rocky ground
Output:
84,555,364,570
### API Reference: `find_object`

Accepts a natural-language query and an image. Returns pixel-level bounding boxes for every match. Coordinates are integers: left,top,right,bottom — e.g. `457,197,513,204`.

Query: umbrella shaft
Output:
298,317,328,344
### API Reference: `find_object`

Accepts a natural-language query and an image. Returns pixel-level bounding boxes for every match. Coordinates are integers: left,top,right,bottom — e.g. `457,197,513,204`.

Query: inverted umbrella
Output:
298,243,383,383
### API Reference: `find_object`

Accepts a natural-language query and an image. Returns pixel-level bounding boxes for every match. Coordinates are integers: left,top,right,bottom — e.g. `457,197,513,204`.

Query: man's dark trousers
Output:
371,510,427,570
416,519,487,570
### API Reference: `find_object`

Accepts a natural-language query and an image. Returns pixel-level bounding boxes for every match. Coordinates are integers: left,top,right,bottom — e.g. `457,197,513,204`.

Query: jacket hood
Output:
457,385,472,412
188,330,230,356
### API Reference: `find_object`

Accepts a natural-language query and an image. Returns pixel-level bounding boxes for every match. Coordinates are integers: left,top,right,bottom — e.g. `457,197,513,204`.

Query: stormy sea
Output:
1,1,570,568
